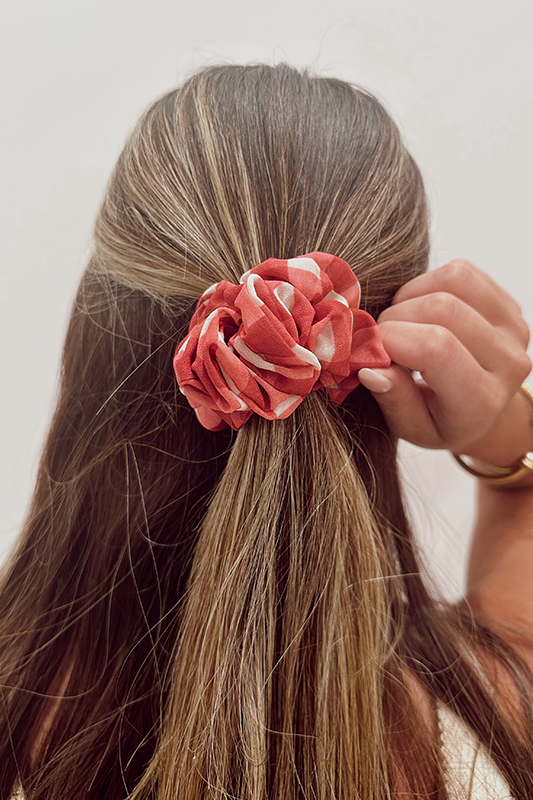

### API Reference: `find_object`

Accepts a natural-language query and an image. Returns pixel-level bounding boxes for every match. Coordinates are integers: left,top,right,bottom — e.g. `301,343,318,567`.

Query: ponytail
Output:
7,64,533,800
137,391,400,799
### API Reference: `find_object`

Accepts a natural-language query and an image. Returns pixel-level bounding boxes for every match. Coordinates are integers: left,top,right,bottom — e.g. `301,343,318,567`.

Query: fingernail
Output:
358,368,393,393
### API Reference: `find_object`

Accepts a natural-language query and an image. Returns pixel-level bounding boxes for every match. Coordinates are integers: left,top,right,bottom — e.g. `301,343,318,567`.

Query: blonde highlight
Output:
134,394,401,799
2,63,533,800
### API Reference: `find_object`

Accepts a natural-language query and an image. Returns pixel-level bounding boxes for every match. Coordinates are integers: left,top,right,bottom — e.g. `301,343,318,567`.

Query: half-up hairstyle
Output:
1,64,533,800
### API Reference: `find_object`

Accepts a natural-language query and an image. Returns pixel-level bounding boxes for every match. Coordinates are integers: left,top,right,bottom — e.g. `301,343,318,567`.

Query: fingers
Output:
379,316,530,422
359,348,503,452
377,319,502,429
378,292,529,374
392,260,530,346
359,259,532,454
361,313,529,452
358,365,445,448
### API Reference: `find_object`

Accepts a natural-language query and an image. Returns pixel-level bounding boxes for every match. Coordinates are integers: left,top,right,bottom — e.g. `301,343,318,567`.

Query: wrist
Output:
454,386,533,468
453,451,533,488
452,385,533,488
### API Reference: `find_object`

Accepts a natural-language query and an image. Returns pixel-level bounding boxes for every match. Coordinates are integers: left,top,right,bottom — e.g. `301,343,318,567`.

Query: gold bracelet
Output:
452,384,533,485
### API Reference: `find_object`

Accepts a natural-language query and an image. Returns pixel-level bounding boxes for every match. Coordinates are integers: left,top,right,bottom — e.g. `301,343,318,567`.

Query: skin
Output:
359,258,533,653
359,260,533,792
32,261,533,775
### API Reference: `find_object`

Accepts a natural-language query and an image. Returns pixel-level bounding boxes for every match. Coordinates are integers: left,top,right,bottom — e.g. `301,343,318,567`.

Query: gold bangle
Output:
452,384,533,485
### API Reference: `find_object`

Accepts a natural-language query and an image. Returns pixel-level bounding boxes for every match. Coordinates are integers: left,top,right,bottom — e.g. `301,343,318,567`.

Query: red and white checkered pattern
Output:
173,252,390,430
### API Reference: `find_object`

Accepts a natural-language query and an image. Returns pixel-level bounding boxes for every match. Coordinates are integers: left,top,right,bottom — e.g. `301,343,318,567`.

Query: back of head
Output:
1,64,447,800
94,63,429,306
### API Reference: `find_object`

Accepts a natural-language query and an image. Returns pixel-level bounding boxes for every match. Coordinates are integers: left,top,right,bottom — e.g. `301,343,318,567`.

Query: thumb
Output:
357,365,441,448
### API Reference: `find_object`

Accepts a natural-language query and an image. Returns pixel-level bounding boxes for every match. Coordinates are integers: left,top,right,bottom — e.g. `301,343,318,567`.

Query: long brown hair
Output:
1,64,533,799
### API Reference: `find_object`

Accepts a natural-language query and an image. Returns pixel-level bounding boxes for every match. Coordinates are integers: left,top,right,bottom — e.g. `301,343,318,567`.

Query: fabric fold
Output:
174,252,390,430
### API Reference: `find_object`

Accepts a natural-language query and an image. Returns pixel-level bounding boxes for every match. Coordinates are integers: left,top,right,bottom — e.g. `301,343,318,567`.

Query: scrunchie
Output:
173,252,390,431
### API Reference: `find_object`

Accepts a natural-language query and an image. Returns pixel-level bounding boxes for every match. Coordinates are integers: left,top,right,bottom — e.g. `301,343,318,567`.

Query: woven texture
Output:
438,703,512,799
174,252,390,430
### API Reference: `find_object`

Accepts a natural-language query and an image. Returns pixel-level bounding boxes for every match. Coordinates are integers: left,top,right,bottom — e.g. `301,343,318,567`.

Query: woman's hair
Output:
1,63,533,800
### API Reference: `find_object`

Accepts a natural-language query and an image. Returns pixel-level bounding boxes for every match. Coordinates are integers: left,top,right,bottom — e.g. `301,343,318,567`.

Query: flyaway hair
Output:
1,64,533,800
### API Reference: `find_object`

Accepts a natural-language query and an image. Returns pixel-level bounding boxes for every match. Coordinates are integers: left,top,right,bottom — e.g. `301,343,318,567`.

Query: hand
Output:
358,260,532,467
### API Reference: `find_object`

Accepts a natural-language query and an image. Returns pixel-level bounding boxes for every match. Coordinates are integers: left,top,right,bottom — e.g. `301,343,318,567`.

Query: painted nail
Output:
358,368,393,393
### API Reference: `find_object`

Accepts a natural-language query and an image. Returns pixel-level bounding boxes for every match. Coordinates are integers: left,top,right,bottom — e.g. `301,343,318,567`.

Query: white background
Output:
1,0,532,598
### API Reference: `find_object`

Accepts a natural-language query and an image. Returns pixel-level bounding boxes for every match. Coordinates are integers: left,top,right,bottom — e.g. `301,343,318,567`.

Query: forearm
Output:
360,260,533,630
461,385,533,631
458,388,533,470
467,481,533,634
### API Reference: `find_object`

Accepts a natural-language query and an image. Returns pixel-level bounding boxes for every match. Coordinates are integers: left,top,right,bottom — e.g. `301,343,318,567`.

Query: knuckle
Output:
447,258,476,272
423,291,457,322
476,379,506,419
486,389,505,418
421,325,455,366
517,351,533,381
518,317,531,347
439,260,477,290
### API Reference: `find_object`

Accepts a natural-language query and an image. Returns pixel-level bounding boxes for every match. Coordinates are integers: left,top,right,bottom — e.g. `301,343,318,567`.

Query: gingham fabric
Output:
173,252,390,430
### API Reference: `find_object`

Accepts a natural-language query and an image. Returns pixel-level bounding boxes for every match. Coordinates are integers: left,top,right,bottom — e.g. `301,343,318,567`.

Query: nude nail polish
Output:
358,368,393,393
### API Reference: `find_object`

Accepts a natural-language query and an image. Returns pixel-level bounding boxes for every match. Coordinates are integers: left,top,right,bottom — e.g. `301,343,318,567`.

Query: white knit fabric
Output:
438,702,513,799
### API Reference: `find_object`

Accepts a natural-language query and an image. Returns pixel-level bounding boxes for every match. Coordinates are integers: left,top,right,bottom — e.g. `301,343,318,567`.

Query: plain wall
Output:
1,0,532,598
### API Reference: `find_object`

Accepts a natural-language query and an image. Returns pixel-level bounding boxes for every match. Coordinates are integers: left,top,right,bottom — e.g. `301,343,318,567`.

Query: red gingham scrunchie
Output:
173,252,391,431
